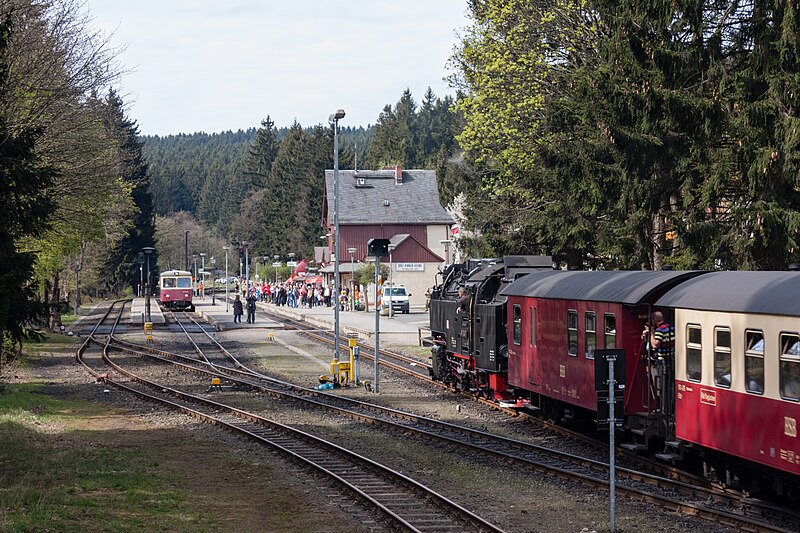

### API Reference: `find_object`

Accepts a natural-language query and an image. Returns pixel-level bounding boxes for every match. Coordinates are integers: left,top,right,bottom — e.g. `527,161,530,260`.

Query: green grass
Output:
0,384,214,532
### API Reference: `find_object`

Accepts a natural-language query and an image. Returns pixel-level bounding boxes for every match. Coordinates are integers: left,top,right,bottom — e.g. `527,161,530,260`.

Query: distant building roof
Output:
323,168,454,226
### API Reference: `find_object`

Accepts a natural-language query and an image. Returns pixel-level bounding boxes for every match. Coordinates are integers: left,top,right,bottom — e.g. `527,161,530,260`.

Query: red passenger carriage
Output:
501,271,702,421
656,272,800,494
159,270,194,311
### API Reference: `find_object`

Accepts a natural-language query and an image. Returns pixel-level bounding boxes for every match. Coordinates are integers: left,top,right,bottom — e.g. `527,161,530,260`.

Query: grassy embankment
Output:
0,331,213,532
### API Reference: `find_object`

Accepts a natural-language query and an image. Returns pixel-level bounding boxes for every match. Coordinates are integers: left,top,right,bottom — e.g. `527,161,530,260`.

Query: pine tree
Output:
99,89,157,292
0,14,56,355
244,116,279,189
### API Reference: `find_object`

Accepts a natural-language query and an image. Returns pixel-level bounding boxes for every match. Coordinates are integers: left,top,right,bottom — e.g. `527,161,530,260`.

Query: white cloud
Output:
86,0,468,135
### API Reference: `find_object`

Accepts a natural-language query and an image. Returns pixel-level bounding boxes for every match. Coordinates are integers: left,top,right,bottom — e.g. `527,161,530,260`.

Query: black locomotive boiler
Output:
429,255,553,401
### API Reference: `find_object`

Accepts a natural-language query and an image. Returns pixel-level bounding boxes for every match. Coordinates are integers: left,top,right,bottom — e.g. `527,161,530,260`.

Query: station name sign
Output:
396,263,424,271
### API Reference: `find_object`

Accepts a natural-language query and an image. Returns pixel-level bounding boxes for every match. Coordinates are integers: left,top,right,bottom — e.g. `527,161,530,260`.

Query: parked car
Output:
383,286,411,313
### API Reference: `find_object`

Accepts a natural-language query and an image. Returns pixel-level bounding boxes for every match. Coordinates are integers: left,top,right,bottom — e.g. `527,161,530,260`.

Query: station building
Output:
320,165,454,309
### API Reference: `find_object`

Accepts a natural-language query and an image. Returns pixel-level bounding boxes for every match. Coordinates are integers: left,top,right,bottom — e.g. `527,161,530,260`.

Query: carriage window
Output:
604,314,616,349
177,277,192,288
686,324,702,382
512,305,522,345
745,330,764,394
162,277,176,288
714,327,731,388
780,333,800,401
585,312,596,359
529,307,533,347
567,310,578,356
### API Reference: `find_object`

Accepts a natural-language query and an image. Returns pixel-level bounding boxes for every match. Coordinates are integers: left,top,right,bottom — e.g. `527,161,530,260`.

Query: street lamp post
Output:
223,246,230,312
347,247,357,310
242,241,250,292
210,256,216,305
192,253,198,295
387,244,396,318
274,254,280,284
439,239,452,265
75,260,82,316
329,108,345,362
199,252,206,300
142,247,155,323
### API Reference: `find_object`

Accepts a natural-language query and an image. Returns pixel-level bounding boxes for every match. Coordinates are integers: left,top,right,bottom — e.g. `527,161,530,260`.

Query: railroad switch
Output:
329,357,352,385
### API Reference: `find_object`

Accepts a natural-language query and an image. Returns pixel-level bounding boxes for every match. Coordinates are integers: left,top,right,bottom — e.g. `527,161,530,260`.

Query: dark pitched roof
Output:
655,271,800,316
323,169,454,225
501,270,705,304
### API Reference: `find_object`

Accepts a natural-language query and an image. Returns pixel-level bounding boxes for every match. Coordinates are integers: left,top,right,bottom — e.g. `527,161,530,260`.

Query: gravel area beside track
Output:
7,320,740,533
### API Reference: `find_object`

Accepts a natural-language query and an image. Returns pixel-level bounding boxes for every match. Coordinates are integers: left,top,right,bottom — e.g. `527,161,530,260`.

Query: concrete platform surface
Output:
192,297,431,347
129,298,165,325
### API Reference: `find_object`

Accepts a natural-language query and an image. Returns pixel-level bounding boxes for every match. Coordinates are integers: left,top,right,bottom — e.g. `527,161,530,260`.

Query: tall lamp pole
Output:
223,246,230,312
192,253,198,295
242,241,250,291
274,254,280,284
347,247,357,309
387,244,396,318
210,256,216,305
142,247,155,323
329,108,345,361
199,252,206,300
439,239,452,265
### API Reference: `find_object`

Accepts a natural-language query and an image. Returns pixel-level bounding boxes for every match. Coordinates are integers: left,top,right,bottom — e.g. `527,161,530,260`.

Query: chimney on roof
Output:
395,164,403,184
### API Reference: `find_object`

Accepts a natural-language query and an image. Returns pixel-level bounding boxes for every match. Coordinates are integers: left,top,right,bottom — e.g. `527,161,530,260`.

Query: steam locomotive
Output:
429,259,800,496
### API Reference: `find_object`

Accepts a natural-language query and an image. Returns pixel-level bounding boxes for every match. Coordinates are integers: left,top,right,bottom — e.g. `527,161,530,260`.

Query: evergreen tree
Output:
99,89,157,292
0,15,56,355
244,116,279,189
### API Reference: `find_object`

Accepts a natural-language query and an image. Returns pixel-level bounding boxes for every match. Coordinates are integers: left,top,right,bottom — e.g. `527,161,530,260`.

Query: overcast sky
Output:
84,1,469,136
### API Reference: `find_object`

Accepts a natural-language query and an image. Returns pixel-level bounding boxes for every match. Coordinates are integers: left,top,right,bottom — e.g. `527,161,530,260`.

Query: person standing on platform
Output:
232,295,243,323
246,290,257,323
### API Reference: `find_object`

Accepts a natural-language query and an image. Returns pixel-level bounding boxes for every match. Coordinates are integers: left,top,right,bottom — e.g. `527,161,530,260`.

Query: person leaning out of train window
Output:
456,287,470,314
641,311,674,363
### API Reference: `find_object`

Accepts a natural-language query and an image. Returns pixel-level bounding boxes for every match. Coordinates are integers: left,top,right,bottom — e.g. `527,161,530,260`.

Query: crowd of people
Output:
225,278,363,315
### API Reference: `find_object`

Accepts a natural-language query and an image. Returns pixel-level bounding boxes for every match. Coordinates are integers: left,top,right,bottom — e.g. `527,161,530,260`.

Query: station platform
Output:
129,298,165,325
192,295,430,348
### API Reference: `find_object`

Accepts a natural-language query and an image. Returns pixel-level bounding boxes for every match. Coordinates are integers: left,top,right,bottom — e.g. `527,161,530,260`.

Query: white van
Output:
383,286,411,314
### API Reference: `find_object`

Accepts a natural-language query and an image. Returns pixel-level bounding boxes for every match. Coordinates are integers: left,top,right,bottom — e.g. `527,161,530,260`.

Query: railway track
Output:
78,302,506,533
106,308,800,533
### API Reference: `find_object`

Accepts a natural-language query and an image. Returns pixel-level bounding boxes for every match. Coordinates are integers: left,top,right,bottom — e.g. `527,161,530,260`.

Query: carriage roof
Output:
656,271,800,316
159,270,192,277
501,270,704,304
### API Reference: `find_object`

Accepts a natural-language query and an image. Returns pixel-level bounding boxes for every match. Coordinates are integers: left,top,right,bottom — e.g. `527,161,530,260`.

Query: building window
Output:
714,327,731,388
686,324,702,382
568,310,578,356
780,333,800,401
745,330,764,394
512,305,522,345
604,314,616,349
585,312,596,359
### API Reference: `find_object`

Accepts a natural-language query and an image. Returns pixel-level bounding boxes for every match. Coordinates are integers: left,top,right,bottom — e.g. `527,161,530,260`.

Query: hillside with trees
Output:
1,0,155,361
142,89,465,262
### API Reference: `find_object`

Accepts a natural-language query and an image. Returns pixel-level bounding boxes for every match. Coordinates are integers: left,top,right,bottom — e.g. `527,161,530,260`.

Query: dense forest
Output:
1,1,155,361
6,0,800,364
143,87,466,264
